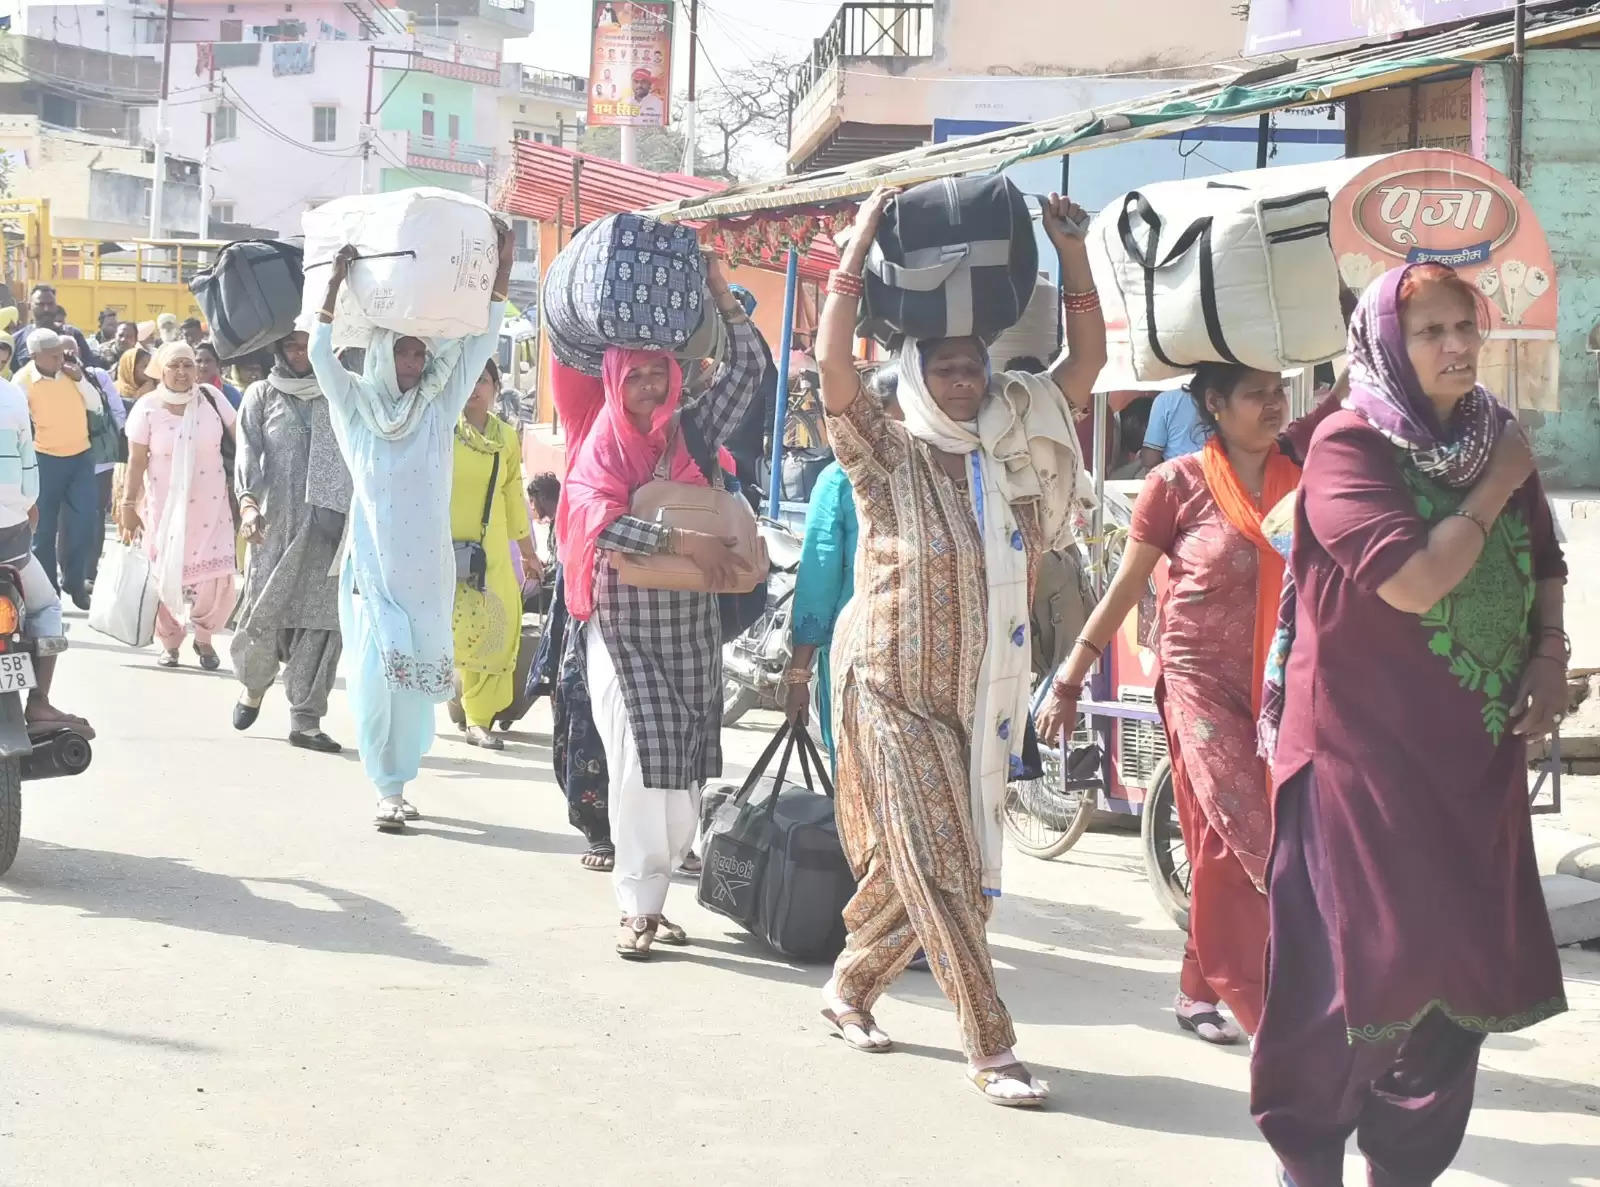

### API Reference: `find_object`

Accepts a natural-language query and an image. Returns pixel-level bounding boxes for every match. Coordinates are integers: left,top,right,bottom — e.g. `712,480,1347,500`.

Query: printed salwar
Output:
825,392,1038,1061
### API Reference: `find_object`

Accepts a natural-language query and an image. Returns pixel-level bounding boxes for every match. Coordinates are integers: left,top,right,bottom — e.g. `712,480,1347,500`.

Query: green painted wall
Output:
1482,50,1600,489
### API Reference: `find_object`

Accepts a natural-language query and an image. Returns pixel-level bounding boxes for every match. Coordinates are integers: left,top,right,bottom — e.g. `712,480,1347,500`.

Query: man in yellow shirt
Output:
14,329,102,609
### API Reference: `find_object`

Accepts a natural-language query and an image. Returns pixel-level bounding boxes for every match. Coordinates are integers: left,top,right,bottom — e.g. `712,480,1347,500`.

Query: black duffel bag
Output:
697,723,853,963
190,239,305,361
858,174,1038,346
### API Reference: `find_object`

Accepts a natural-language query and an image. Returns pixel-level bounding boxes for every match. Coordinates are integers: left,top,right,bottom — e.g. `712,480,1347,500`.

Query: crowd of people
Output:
0,186,1572,1181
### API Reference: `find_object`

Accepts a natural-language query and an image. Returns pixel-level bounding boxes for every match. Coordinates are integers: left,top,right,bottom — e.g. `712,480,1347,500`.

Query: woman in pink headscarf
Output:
558,256,765,961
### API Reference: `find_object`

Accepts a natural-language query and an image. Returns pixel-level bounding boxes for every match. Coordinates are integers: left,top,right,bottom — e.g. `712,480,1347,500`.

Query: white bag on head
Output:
1091,180,1347,383
298,187,500,350
88,542,159,649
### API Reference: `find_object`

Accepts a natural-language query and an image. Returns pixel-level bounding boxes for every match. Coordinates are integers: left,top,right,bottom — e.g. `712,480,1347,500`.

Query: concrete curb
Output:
1532,820,1600,883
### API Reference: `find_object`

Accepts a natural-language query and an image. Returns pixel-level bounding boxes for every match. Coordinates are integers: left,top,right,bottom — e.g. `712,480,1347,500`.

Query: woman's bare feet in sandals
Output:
25,698,92,736
581,845,615,872
1175,993,1243,1045
821,981,891,1052
968,1050,1048,1107
616,916,655,961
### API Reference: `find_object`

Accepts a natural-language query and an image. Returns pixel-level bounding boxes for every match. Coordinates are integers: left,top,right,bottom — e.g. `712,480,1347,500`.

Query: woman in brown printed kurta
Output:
814,189,1105,1107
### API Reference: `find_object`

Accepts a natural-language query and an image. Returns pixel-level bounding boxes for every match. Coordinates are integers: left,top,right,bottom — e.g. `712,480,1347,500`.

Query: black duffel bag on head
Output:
189,239,305,361
858,174,1038,346
697,722,853,963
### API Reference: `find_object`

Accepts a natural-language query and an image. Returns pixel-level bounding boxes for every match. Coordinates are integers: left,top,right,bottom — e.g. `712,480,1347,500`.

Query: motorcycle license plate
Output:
0,653,37,693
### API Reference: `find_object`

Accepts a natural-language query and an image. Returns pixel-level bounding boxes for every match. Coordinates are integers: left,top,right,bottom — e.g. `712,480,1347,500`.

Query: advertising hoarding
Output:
587,1,674,129
1245,0,1558,56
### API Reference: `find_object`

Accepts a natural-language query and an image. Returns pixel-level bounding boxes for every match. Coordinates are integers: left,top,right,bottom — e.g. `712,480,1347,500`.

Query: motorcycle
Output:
0,563,95,878
721,517,804,728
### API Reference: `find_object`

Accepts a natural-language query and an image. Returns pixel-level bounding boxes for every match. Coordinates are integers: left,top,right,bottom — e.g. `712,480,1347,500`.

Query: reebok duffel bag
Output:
859,174,1038,346
698,723,853,963
190,239,304,361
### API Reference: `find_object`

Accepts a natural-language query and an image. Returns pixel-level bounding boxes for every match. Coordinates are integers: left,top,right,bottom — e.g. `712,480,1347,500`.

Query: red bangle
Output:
828,269,865,299
1063,288,1100,315
1052,678,1084,696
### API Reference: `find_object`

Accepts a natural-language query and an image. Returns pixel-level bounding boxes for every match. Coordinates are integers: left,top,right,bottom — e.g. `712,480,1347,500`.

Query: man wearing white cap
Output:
14,329,105,608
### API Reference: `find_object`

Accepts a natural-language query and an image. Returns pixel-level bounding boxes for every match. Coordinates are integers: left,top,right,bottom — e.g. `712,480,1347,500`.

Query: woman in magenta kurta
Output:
120,342,239,669
1251,264,1568,1187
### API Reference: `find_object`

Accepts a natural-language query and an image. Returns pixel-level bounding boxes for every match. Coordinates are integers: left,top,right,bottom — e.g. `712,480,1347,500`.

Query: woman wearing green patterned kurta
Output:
1251,263,1569,1187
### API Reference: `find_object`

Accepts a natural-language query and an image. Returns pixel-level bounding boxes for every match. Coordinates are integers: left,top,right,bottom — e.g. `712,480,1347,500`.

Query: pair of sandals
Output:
615,915,689,961
159,642,221,671
822,1007,1045,1108
374,799,421,832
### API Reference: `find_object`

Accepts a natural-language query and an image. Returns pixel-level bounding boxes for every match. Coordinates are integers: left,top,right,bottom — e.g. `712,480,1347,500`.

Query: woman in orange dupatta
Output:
1038,363,1340,1044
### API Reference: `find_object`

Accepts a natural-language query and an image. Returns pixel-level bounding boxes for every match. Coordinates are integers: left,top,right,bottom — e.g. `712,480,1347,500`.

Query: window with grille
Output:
447,113,460,141
213,103,238,141
211,202,236,225
312,105,337,143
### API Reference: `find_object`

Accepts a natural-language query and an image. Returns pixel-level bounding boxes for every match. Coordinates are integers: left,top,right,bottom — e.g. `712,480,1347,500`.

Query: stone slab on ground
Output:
1542,873,1600,946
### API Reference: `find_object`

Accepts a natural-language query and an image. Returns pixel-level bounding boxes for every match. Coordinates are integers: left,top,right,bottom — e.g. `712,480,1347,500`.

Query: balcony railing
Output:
520,66,588,103
406,133,494,177
790,3,933,104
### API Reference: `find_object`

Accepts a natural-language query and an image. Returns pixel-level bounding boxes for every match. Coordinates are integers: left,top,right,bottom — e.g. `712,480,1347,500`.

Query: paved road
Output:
3,609,1598,1186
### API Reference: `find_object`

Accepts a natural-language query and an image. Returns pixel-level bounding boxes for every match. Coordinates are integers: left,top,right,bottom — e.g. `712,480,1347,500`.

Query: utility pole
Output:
361,45,376,195
620,125,638,166
197,47,215,238
148,0,176,238
1509,0,1528,186
681,0,698,175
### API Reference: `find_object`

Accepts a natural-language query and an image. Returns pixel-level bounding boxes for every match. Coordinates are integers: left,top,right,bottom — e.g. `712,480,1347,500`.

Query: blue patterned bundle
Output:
542,212,707,376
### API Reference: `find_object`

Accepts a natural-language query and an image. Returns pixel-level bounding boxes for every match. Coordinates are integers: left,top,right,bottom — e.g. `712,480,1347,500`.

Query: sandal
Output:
654,916,689,947
466,725,505,750
581,845,615,872
374,803,407,832
398,799,420,821
194,642,221,671
616,916,656,961
158,649,180,668
676,852,703,875
968,1063,1047,1108
1176,996,1242,1046
821,1008,892,1053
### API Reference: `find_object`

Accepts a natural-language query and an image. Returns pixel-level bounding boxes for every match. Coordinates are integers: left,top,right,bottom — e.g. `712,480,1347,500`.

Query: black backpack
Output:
858,174,1038,346
697,723,853,963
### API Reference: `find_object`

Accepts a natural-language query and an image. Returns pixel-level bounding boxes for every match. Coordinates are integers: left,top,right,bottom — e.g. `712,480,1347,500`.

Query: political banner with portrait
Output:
587,1,674,128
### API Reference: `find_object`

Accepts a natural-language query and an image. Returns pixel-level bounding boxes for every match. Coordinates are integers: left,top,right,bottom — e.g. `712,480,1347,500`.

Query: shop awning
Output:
496,139,842,280
648,0,1600,225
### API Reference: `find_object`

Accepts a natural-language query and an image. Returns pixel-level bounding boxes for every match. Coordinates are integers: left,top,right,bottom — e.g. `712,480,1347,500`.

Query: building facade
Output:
787,0,1249,171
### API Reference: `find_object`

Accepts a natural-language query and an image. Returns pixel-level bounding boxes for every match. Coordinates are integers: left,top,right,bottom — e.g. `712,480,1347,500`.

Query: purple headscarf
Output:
1343,264,1498,490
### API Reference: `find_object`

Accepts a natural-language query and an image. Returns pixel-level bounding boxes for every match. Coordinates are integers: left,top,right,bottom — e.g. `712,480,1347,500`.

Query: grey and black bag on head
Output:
189,239,305,361
858,174,1039,345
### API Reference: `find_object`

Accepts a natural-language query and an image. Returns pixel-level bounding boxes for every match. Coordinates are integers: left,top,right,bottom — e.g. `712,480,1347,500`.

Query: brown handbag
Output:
611,415,767,594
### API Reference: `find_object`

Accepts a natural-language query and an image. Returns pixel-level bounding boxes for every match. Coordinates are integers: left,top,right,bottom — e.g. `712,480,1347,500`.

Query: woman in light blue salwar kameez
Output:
308,234,515,830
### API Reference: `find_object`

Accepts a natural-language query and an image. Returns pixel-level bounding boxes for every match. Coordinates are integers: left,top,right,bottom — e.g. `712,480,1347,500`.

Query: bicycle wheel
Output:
1003,713,1101,860
1140,759,1191,930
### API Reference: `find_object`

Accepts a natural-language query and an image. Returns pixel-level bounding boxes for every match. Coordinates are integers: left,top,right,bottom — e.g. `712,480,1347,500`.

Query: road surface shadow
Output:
405,815,587,856
0,1007,218,1054
0,843,485,967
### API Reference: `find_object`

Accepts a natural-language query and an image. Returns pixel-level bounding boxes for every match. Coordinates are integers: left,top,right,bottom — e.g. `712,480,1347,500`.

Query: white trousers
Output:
585,625,699,917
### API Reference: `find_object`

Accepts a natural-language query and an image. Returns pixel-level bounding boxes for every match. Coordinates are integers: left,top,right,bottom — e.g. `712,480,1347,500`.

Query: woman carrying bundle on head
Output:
813,188,1103,1107
230,330,352,753
309,225,516,831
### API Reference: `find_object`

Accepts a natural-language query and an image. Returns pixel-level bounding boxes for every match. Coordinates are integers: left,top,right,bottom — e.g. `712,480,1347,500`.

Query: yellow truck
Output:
1,198,227,326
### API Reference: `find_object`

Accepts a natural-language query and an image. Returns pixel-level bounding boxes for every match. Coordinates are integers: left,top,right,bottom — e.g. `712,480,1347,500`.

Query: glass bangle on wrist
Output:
781,669,812,687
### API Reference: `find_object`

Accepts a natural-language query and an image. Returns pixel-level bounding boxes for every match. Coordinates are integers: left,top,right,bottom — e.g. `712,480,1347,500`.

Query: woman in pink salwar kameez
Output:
119,341,239,669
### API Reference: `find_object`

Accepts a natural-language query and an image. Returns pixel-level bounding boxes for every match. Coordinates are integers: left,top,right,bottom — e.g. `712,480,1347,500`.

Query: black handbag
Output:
858,174,1038,346
697,722,854,963
453,450,499,593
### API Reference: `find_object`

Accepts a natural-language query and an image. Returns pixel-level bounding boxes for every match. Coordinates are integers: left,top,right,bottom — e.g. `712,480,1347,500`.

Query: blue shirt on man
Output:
1142,387,1208,461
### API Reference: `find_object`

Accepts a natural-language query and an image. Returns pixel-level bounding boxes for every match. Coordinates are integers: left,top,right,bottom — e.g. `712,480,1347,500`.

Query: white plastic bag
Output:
298,187,500,350
88,542,159,648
